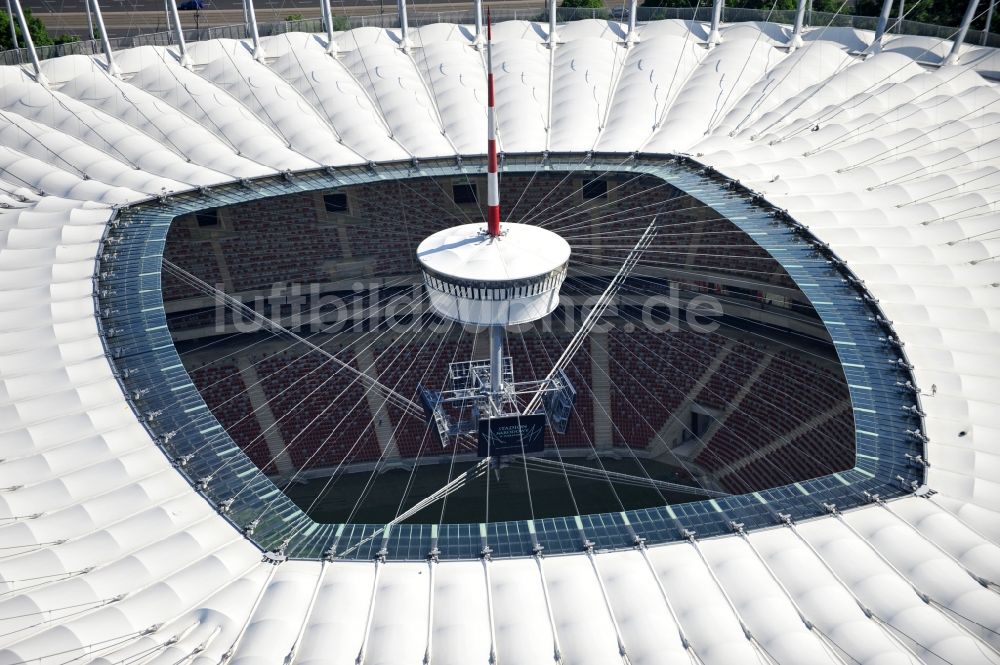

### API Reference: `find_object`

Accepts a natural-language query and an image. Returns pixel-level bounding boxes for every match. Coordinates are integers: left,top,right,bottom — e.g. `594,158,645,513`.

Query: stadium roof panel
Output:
0,16,998,665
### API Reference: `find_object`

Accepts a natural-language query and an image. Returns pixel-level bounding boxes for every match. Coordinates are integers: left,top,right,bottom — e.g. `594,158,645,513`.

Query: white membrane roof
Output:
417,222,570,282
0,17,999,665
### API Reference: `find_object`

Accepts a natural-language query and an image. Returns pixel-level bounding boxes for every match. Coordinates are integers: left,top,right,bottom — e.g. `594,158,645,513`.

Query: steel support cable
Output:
272,206,439,243
750,0,935,142
161,266,429,461
214,564,278,665
524,303,779,503
521,167,651,227
932,601,1000,638
398,171,483,230
519,163,687,227
634,541,706,665
0,628,158,665
0,108,98,180
146,49,264,158
329,329,481,539
920,196,1000,225
110,78,237,173
512,153,633,228
548,325,753,502
168,271,417,387
555,203,799,237
558,277,858,489
302,323,464,525
556,276,857,497
160,268,444,514
828,508,1000,658
108,638,173,665
524,217,658,415
338,18,417,156
512,153,605,227
749,0,935,141
565,255,852,374
512,456,729,497
230,291,439,535
408,26,464,160
686,536,783,665
433,332,486,527
734,528,856,665
767,2,993,145
725,0,852,136
512,330,585,520
567,257,841,351
522,327,640,524
304,219,692,536
704,0,784,134
504,164,544,224
524,316,693,546
590,32,637,152
238,317,428,510
32,535,267,664
257,301,449,527
281,40,366,151
326,329,483,549
163,259,423,418
541,184,707,235
899,165,1000,207
866,135,1000,190
582,548,632,664
780,518,935,665
846,102,1000,178
336,458,492,559
571,242,814,255
503,325,540,526
0,488,203,601
468,196,737,248
805,66,1000,157
216,46,322,156
521,319,733,507
636,0,703,155
385,324,466,525
548,191,746,237
38,82,178,171
14,535,255,661
534,173,674,230
570,244,823,281
154,275,422,465
564,260,843,378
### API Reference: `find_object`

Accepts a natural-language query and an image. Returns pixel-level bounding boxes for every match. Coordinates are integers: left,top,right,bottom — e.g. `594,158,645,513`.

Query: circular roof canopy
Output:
416,222,570,283
0,15,998,665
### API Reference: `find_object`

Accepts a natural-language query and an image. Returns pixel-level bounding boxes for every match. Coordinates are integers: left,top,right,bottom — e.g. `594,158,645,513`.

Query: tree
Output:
641,0,688,7
561,0,609,20
0,9,55,50
639,0,993,29
643,0,793,7
811,0,843,12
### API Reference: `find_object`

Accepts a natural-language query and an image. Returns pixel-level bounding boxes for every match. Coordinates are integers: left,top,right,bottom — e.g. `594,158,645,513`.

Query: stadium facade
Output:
0,6,999,665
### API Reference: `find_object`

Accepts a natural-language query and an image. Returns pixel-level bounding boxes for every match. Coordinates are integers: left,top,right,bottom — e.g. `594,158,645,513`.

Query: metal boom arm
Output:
523,216,658,415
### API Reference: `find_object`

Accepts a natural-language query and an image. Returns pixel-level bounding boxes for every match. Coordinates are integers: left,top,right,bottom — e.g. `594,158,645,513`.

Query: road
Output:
23,0,467,11
19,0,545,39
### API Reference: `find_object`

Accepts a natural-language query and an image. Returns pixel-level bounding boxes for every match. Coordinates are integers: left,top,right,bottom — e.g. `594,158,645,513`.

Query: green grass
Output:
283,456,699,524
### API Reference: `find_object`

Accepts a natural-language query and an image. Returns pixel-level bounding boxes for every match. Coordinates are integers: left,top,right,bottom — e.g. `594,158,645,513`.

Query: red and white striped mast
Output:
486,8,502,238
